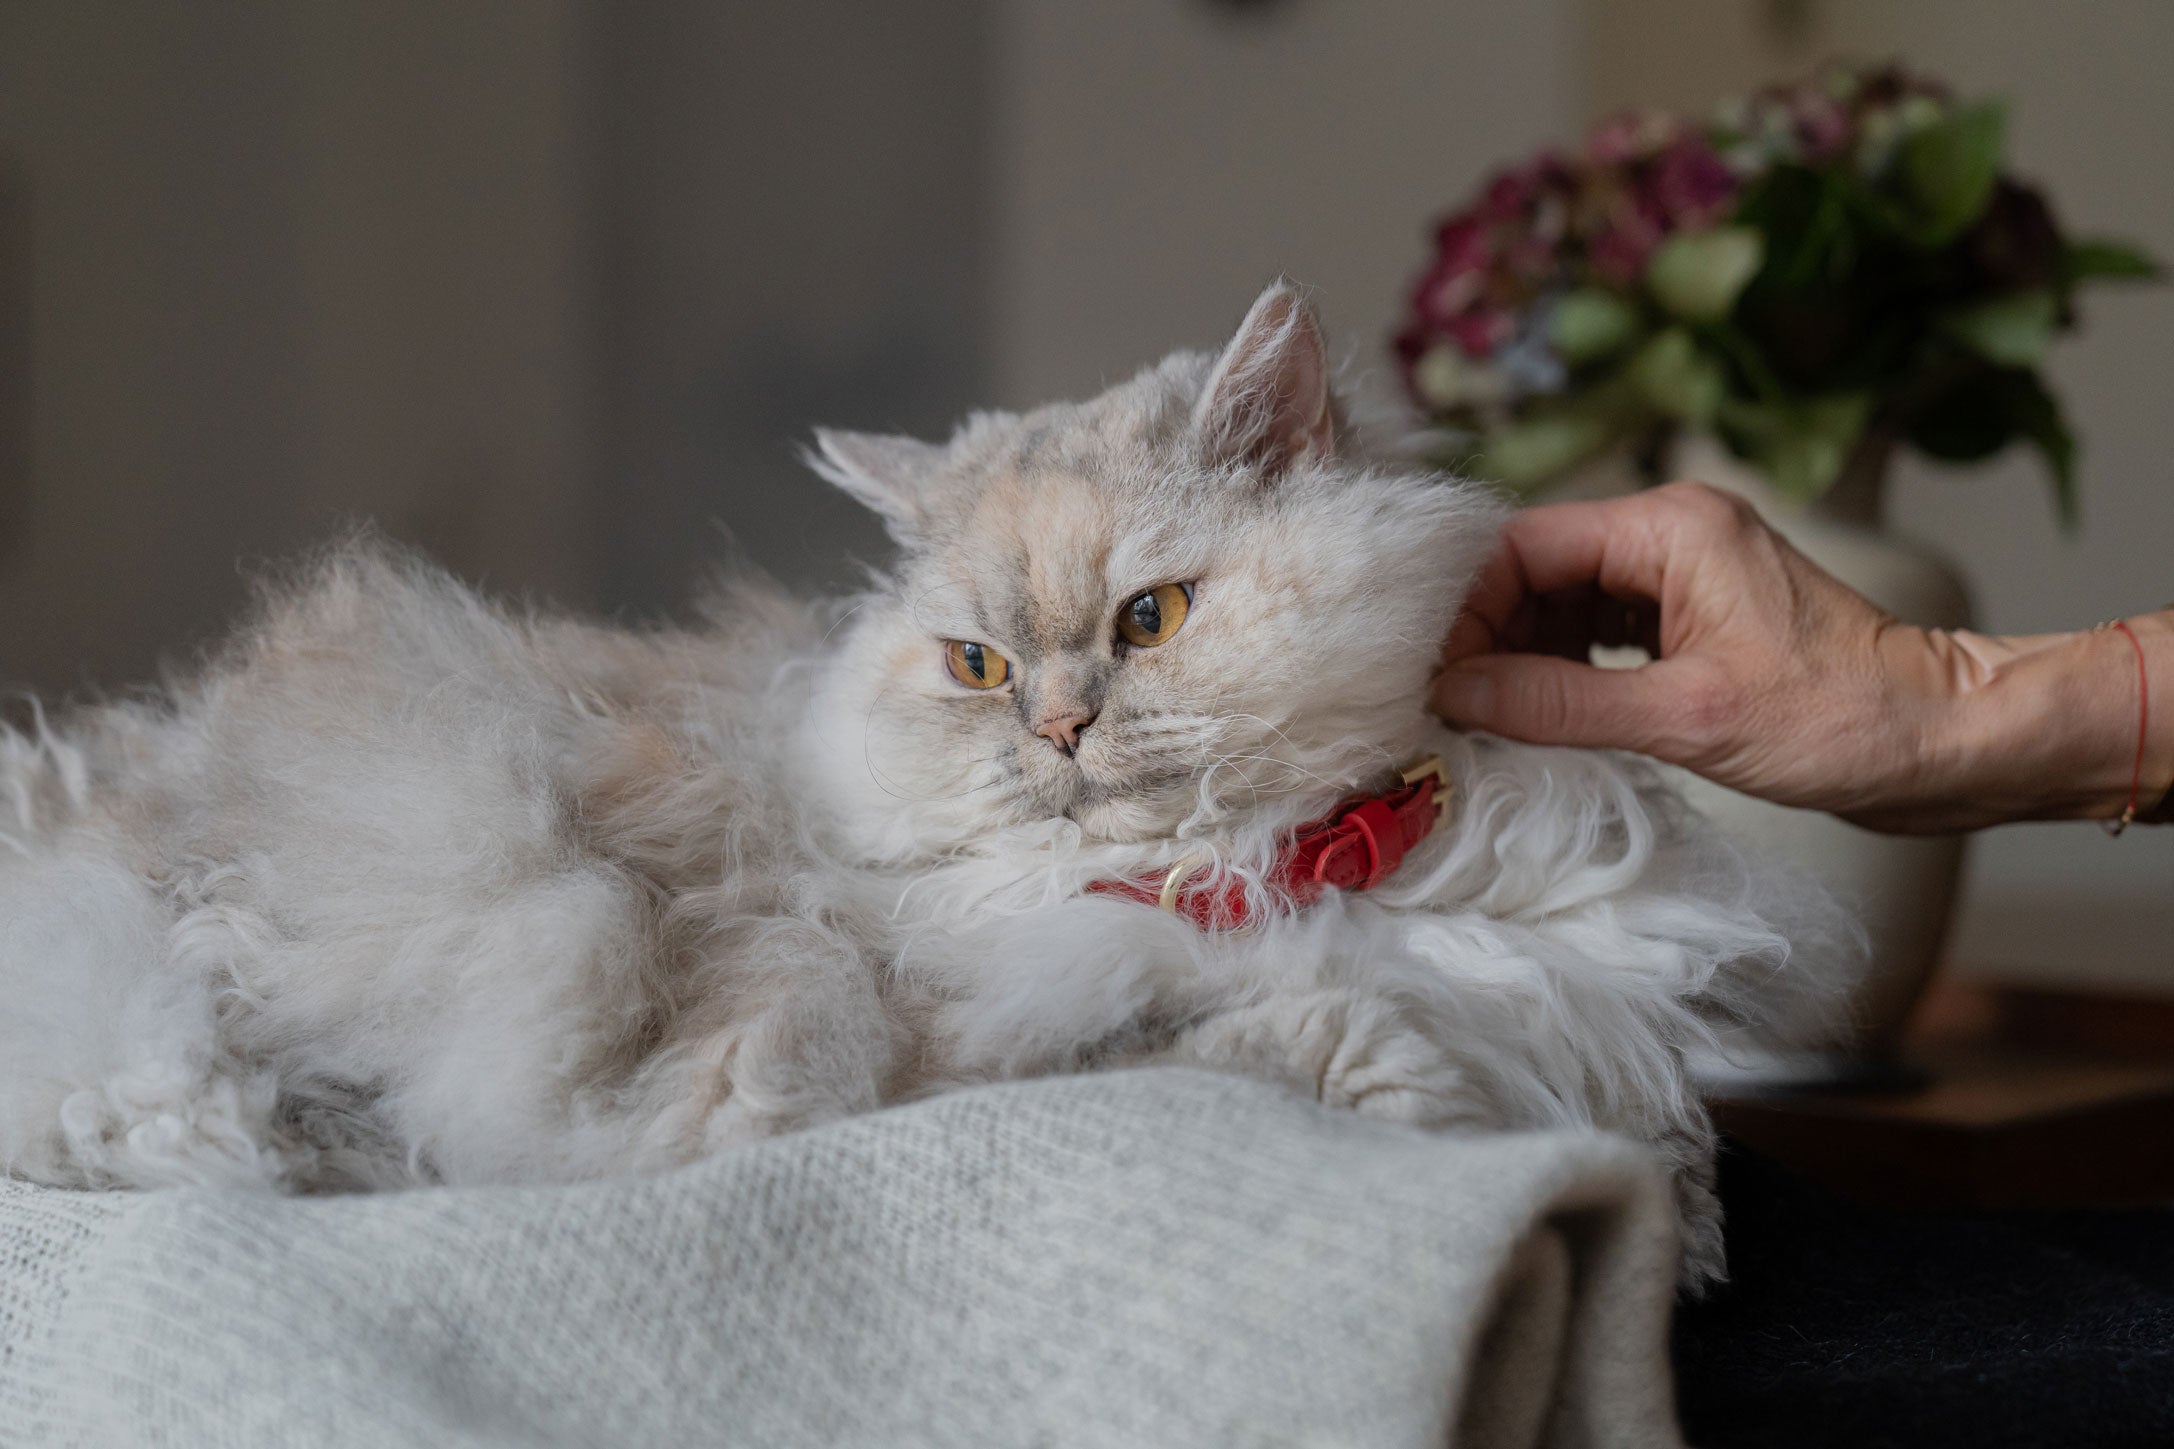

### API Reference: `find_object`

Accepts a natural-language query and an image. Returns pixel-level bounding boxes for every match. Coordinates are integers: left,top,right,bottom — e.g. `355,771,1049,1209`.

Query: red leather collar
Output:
1088,756,1452,931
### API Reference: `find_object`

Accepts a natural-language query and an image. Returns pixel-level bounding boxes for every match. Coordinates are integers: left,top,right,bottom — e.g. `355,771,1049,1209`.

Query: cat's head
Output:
806,282,1501,858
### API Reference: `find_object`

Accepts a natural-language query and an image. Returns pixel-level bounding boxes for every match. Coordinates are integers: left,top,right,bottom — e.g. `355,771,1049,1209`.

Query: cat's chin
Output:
1007,748,1192,847
1062,794,1184,846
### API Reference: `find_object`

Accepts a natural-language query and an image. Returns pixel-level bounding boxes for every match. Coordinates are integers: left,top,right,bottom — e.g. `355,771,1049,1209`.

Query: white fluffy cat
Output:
0,283,1849,1286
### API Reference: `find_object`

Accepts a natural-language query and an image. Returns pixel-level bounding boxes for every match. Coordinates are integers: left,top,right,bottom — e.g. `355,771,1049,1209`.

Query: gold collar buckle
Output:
1400,754,1453,831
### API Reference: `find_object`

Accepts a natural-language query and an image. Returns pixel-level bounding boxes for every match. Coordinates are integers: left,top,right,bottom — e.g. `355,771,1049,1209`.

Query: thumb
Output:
1432,655,1688,754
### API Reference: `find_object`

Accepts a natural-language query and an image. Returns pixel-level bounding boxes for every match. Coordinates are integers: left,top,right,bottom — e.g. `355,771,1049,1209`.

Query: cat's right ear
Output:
1193,280,1335,478
805,429,947,545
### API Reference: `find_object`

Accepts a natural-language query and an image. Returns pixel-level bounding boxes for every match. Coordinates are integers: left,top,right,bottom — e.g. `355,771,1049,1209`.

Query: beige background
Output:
0,1,2164,986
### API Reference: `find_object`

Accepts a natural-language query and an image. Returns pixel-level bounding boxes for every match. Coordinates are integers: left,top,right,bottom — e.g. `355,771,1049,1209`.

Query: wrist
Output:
2127,609,2174,823
1844,623,2027,831
1936,613,2173,826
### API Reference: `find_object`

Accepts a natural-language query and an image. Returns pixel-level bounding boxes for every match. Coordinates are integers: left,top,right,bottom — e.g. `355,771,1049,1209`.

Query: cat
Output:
0,282,1849,1287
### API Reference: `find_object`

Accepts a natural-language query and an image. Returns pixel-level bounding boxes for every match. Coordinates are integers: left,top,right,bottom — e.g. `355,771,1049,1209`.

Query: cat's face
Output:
808,284,1500,854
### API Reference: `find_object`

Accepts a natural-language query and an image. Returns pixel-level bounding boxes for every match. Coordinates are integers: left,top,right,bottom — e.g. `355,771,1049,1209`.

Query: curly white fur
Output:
0,283,1855,1287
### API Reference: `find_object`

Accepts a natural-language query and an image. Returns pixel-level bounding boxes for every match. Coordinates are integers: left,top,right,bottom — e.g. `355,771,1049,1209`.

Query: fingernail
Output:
1434,667,1492,722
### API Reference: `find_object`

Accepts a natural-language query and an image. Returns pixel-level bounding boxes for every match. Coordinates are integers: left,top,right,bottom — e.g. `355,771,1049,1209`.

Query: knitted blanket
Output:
0,1069,1684,1448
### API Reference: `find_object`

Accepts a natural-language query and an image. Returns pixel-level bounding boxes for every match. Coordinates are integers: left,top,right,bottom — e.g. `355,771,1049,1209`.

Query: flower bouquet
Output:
1395,63,2157,521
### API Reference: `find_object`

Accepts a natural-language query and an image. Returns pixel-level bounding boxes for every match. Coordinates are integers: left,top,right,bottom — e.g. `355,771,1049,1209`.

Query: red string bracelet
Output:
2099,619,2149,836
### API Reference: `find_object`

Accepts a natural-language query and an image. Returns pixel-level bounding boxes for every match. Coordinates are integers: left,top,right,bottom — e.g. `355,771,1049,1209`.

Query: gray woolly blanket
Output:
0,1069,1684,1448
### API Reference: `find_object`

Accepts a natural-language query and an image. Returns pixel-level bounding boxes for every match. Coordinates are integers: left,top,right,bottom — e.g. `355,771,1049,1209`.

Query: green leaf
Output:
1549,288,1643,363
1646,226,1767,323
1941,290,2059,368
1474,409,1613,489
1717,393,1873,502
1897,101,2005,247
1703,320,1789,403
1409,344,1504,410
1907,372,2017,463
2010,372,2080,530
1731,167,1842,289
1625,329,1726,425
2059,238,2161,285
1903,367,2080,529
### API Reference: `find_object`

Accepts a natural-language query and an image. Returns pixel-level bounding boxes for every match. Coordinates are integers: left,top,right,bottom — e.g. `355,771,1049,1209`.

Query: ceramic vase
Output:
1662,434,1972,1072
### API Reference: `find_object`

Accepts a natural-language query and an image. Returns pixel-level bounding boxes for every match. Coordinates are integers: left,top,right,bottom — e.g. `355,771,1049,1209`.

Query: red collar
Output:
1088,756,1451,931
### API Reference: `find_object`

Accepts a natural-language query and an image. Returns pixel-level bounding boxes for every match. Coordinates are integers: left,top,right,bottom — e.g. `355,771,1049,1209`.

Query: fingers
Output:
1526,583,1662,659
1440,593,1505,665
1448,483,1755,650
1441,482,1755,678
1432,653,1702,757
1441,544,1530,663
1434,483,1762,753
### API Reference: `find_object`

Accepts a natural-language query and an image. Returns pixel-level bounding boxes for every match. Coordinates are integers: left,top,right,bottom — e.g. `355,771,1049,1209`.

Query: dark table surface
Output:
1674,1142,2174,1449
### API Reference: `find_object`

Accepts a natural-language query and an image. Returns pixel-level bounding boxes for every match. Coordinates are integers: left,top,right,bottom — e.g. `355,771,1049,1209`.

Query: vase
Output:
1660,433,1972,1077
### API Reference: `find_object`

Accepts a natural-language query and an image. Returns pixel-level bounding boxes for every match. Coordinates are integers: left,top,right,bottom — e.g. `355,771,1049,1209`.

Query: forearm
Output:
1913,608,2174,829
1438,488,2174,833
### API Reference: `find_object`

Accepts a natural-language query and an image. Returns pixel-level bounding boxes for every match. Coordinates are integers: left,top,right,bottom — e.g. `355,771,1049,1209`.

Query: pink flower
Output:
1412,216,1494,326
1446,307,1518,358
1421,266,1484,324
1586,110,1678,164
1479,168,1537,220
1432,214,1492,274
1647,137,1740,228
1392,319,1431,374
1791,95,1852,162
1586,196,1667,285
1502,233,1561,284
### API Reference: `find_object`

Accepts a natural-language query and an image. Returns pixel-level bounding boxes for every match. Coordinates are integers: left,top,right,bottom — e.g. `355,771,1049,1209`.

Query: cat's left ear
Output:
1193,280,1335,477
805,429,947,545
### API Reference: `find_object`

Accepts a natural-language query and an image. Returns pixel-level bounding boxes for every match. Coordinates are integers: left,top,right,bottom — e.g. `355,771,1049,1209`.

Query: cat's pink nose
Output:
1034,710,1096,756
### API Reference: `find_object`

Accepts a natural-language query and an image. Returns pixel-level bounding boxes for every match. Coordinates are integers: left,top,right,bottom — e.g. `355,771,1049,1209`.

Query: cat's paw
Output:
1314,999,1494,1130
52,1063,291,1190
1176,991,1493,1131
681,988,897,1159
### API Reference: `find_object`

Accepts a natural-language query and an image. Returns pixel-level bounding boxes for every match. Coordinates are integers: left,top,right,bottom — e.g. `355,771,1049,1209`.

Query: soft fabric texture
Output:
1,1069,1686,1449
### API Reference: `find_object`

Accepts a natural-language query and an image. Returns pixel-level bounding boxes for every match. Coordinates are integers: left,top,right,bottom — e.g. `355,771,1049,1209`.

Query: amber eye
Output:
1116,582,1193,648
943,639,1010,689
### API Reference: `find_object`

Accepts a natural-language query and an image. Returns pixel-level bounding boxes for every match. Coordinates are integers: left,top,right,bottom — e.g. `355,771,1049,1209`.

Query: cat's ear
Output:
805,429,947,543
1193,280,1335,477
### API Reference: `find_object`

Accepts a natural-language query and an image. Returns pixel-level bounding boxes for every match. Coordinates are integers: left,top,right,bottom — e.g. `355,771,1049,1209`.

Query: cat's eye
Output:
943,639,1011,690
1116,582,1192,649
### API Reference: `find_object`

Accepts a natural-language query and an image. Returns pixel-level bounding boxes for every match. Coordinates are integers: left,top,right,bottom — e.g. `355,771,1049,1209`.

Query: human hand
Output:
1432,482,2166,832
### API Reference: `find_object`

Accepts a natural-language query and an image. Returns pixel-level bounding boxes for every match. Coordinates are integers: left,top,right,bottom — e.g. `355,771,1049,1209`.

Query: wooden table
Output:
1712,982,2174,1210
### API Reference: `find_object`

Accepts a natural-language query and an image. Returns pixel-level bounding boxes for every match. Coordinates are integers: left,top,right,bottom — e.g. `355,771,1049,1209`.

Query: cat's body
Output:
0,285,1848,1285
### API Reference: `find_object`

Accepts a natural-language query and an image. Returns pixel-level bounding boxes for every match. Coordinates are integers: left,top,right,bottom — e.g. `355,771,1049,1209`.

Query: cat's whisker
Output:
902,578,979,640
1206,755,1318,798
818,595,875,647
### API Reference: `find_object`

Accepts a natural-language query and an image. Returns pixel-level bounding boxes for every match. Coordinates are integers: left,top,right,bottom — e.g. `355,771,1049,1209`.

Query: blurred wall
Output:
1584,0,2174,989
0,1,594,692
589,1,986,611
0,0,1563,659
991,0,1576,407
